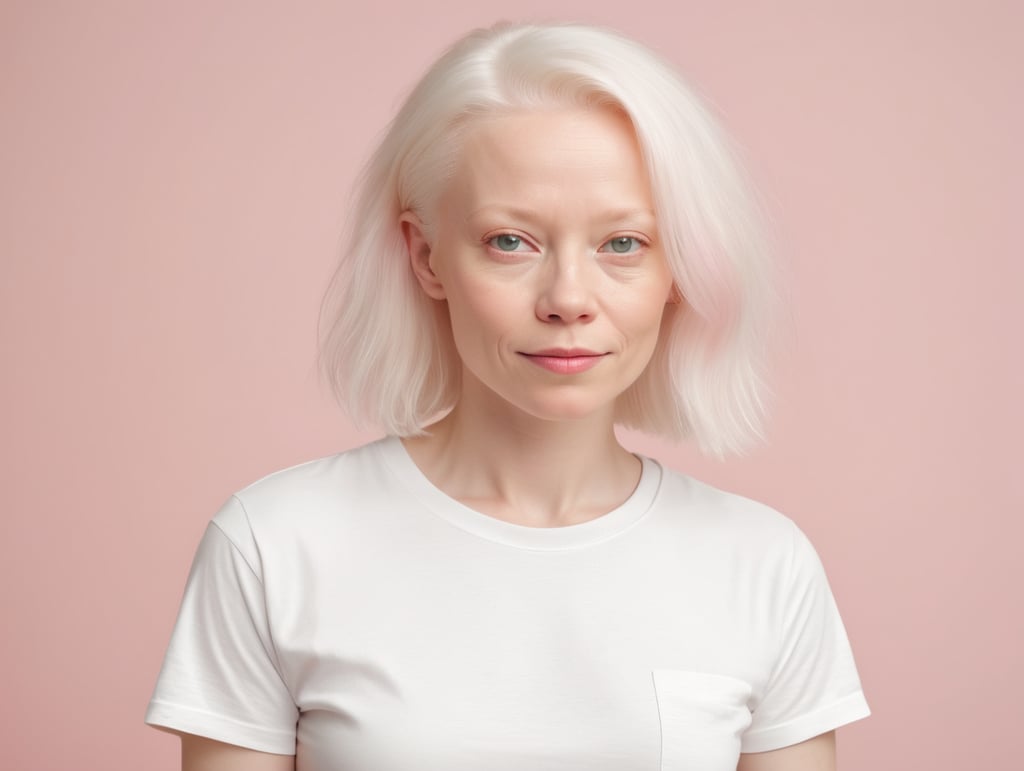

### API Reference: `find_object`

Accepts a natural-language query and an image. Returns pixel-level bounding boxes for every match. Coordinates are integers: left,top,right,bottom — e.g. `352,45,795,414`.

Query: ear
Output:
400,211,446,300
666,283,684,305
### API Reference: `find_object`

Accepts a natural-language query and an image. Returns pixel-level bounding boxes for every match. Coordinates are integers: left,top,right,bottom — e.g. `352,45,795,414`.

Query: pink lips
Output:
520,348,607,374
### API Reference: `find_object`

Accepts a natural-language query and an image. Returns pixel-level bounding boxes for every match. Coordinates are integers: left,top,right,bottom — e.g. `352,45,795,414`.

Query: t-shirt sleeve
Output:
741,522,870,753
145,496,299,755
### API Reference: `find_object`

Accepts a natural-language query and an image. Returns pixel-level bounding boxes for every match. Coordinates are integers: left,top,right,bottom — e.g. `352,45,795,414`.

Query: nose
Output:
534,256,597,324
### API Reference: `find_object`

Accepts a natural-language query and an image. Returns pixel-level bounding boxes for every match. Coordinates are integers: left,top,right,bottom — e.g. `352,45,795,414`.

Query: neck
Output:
401,378,641,528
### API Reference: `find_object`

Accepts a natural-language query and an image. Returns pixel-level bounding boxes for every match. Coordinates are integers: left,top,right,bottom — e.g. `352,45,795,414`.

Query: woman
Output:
146,21,869,770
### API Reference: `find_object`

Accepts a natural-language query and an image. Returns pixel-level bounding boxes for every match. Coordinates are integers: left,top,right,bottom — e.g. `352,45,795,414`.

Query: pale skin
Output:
172,107,838,770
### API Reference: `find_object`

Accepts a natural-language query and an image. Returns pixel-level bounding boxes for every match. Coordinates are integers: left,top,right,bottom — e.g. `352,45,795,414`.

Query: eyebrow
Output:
464,205,657,226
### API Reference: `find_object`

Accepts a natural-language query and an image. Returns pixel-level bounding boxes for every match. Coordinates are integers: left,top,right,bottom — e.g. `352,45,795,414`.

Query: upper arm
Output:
737,731,836,771
180,733,295,771
146,515,299,753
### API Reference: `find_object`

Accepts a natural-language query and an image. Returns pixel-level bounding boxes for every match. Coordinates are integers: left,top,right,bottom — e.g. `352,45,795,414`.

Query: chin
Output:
508,390,620,424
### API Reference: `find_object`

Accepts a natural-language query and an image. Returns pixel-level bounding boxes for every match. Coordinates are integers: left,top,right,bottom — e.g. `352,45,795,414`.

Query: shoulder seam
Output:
209,498,264,585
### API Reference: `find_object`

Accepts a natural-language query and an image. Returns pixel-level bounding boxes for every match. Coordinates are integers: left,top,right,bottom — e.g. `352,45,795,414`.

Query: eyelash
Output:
483,233,650,256
597,236,647,255
485,233,535,254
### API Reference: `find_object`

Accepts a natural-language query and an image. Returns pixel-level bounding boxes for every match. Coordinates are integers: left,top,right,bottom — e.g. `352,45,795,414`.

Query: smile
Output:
519,349,608,375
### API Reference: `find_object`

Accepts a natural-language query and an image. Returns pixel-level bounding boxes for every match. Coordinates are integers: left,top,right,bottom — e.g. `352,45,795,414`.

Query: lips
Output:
519,348,608,374
527,348,604,357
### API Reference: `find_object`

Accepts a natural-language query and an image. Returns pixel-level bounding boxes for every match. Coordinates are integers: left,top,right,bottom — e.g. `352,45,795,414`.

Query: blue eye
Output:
489,234,525,252
601,236,643,254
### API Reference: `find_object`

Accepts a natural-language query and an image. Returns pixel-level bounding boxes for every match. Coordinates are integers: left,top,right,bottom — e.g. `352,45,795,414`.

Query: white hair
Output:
318,21,777,457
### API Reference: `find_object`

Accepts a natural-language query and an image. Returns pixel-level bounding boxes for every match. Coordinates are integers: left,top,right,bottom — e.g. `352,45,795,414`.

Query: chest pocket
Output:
652,670,753,771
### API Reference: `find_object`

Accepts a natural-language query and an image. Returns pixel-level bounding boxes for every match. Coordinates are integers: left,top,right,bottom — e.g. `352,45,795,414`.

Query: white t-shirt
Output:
146,437,869,770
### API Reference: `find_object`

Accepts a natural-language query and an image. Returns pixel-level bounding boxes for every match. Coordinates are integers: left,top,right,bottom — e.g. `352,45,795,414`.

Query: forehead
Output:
443,107,654,216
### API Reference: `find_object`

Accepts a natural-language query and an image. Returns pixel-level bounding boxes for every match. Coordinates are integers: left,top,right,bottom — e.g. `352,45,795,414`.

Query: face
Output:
403,107,676,424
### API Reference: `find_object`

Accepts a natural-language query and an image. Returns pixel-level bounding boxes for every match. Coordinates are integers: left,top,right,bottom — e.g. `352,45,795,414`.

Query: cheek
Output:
628,307,670,357
611,281,672,337
444,277,520,343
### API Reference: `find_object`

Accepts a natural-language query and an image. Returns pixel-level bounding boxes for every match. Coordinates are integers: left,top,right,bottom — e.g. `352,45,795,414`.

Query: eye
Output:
488,234,529,252
599,236,644,255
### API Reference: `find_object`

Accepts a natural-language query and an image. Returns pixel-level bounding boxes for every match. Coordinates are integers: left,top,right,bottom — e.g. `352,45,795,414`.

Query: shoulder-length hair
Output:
318,21,777,457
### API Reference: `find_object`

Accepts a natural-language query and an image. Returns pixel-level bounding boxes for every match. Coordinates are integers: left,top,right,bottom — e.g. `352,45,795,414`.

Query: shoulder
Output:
655,462,799,537
210,437,397,547
234,437,392,508
650,461,816,573
649,462,838,630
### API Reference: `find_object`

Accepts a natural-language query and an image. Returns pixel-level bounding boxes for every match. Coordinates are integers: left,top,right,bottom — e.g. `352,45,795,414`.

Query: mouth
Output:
518,348,609,375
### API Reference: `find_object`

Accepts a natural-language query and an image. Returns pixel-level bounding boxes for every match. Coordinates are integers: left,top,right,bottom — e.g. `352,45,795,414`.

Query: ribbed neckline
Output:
376,435,662,551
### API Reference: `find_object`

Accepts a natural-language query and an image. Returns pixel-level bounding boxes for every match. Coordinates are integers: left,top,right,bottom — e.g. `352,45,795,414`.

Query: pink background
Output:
2,1,1020,768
